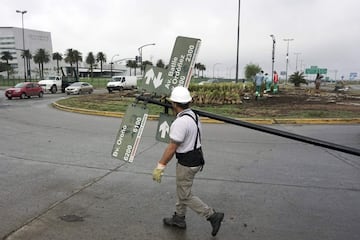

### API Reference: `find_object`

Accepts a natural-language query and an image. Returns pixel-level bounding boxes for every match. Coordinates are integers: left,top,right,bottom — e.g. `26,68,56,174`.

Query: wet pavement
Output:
0,91,359,240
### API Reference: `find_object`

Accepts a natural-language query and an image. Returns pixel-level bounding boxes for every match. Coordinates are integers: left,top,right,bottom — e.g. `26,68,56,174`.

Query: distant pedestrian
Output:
152,86,224,237
254,70,264,100
264,73,271,93
315,73,323,91
273,71,279,93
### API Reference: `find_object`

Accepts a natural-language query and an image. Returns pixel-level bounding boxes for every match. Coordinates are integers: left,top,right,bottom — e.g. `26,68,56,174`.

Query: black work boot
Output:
207,212,224,236
163,213,186,229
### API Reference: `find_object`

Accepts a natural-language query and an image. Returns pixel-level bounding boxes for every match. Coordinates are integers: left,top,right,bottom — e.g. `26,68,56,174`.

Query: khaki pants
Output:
175,163,214,218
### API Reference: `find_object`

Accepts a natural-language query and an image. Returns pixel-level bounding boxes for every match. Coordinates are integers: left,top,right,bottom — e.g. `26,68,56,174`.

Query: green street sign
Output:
112,104,149,163
139,36,201,96
156,113,175,143
305,67,327,75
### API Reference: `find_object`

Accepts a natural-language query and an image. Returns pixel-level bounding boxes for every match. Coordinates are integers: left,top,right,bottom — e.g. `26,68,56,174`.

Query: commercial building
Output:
0,27,53,79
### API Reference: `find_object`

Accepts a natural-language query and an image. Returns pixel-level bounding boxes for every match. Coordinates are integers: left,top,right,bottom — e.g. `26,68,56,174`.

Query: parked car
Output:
65,82,93,95
198,79,219,85
5,82,44,100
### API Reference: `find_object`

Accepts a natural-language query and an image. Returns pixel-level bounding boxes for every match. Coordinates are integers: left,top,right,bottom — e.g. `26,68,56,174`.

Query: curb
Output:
52,102,360,125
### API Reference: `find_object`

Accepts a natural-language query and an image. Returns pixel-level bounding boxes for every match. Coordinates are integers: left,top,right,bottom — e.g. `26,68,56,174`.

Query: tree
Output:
23,50,32,79
64,48,78,76
198,63,206,78
1,51,13,79
73,50,82,78
0,62,11,73
52,52,63,74
126,60,138,76
141,60,153,73
86,52,95,78
156,59,165,68
33,48,50,79
289,71,307,87
96,52,106,76
244,63,262,81
194,63,201,77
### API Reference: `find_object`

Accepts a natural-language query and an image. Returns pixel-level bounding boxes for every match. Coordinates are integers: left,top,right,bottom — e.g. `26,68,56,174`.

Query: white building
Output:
0,27,53,79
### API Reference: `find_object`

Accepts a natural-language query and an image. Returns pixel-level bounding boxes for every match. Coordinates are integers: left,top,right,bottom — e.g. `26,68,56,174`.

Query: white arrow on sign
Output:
144,68,163,89
158,121,170,138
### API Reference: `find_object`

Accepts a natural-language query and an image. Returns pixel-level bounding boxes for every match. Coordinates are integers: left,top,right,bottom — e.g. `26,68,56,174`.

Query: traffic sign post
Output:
138,36,201,96
112,104,149,163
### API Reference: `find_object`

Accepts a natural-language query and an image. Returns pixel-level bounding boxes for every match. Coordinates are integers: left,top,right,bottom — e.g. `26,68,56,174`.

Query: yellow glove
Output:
152,163,166,183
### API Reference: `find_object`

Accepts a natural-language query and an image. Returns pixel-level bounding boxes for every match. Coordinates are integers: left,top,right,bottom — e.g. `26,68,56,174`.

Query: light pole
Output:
283,38,294,84
270,34,276,85
138,43,155,75
110,54,119,77
294,52,301,72
213,63,221,79
16,10,27,80
235,0,241,83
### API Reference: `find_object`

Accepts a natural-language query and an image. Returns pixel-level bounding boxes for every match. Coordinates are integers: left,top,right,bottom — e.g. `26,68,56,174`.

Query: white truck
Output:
106,76,137,93
38,75,77,94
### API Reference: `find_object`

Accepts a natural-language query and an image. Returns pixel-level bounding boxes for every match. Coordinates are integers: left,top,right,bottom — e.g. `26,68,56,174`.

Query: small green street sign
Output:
156,113,175,143
139,36,201,96
112,104,149,163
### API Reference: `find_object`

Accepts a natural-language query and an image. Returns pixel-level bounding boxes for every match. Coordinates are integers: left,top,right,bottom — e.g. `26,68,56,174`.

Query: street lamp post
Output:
270,34,276,85
138,43,155,75
110,54,119,77
294,52,301,72
283,38,294,84
213,63,221,79
235,0,241,83
16,10,27,80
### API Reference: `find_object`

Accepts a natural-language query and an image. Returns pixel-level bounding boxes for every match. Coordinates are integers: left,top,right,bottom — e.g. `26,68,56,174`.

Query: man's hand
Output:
152,163,166,183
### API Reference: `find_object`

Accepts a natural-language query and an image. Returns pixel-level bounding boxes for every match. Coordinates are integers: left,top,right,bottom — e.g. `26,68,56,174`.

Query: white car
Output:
65,82,93,95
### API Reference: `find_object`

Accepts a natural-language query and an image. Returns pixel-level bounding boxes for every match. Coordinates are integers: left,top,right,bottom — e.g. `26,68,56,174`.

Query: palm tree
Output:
96,52,106,76
86,52,95,78
199,64,206,78
126,60,138,76
289,71,307,87
52,52,63,74
141,60,153,73
73,50,82,78
23,50,32,80
156,59,165,68
194,63,201,77
65,48,76,76
1,51,13,79
33,48,50,79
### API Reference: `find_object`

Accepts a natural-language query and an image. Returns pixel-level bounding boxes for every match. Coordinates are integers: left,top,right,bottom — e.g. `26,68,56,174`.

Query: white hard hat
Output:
169,86,192,103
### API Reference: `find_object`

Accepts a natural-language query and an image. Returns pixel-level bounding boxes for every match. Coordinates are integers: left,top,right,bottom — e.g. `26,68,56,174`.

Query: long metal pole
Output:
283,38,294,84
17,10,27,80
235,0,241,83
270,35,276,85
136,95,360,157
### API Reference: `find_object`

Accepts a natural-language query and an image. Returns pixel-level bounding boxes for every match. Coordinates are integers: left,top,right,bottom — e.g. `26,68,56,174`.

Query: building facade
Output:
0,27,53,79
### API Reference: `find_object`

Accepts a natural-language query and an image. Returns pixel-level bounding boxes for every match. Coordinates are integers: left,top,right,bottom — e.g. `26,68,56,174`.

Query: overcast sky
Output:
1,0,359,79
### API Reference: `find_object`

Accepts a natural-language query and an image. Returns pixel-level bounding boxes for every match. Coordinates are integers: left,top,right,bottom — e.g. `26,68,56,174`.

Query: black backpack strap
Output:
180,113,201,150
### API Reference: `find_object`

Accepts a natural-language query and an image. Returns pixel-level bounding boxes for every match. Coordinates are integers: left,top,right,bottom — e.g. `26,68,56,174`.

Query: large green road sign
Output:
112,104,148,162
139,36,201,96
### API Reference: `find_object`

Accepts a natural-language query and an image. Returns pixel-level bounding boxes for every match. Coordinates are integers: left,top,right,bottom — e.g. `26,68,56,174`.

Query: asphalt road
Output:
0,90,359,240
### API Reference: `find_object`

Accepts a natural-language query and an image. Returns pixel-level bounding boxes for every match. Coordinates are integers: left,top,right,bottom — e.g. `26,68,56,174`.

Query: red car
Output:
5,82,44,100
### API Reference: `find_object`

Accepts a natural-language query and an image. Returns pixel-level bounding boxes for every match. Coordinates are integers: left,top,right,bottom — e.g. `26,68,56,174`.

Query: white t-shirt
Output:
169,109,202,153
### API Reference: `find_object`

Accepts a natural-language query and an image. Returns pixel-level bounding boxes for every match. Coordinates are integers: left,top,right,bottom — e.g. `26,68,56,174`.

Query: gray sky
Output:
1,0,359,79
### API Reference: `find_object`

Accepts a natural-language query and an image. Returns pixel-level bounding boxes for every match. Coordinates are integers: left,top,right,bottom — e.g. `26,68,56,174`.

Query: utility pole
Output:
294,52,301,72
283,38,294,84
16,10,27,80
